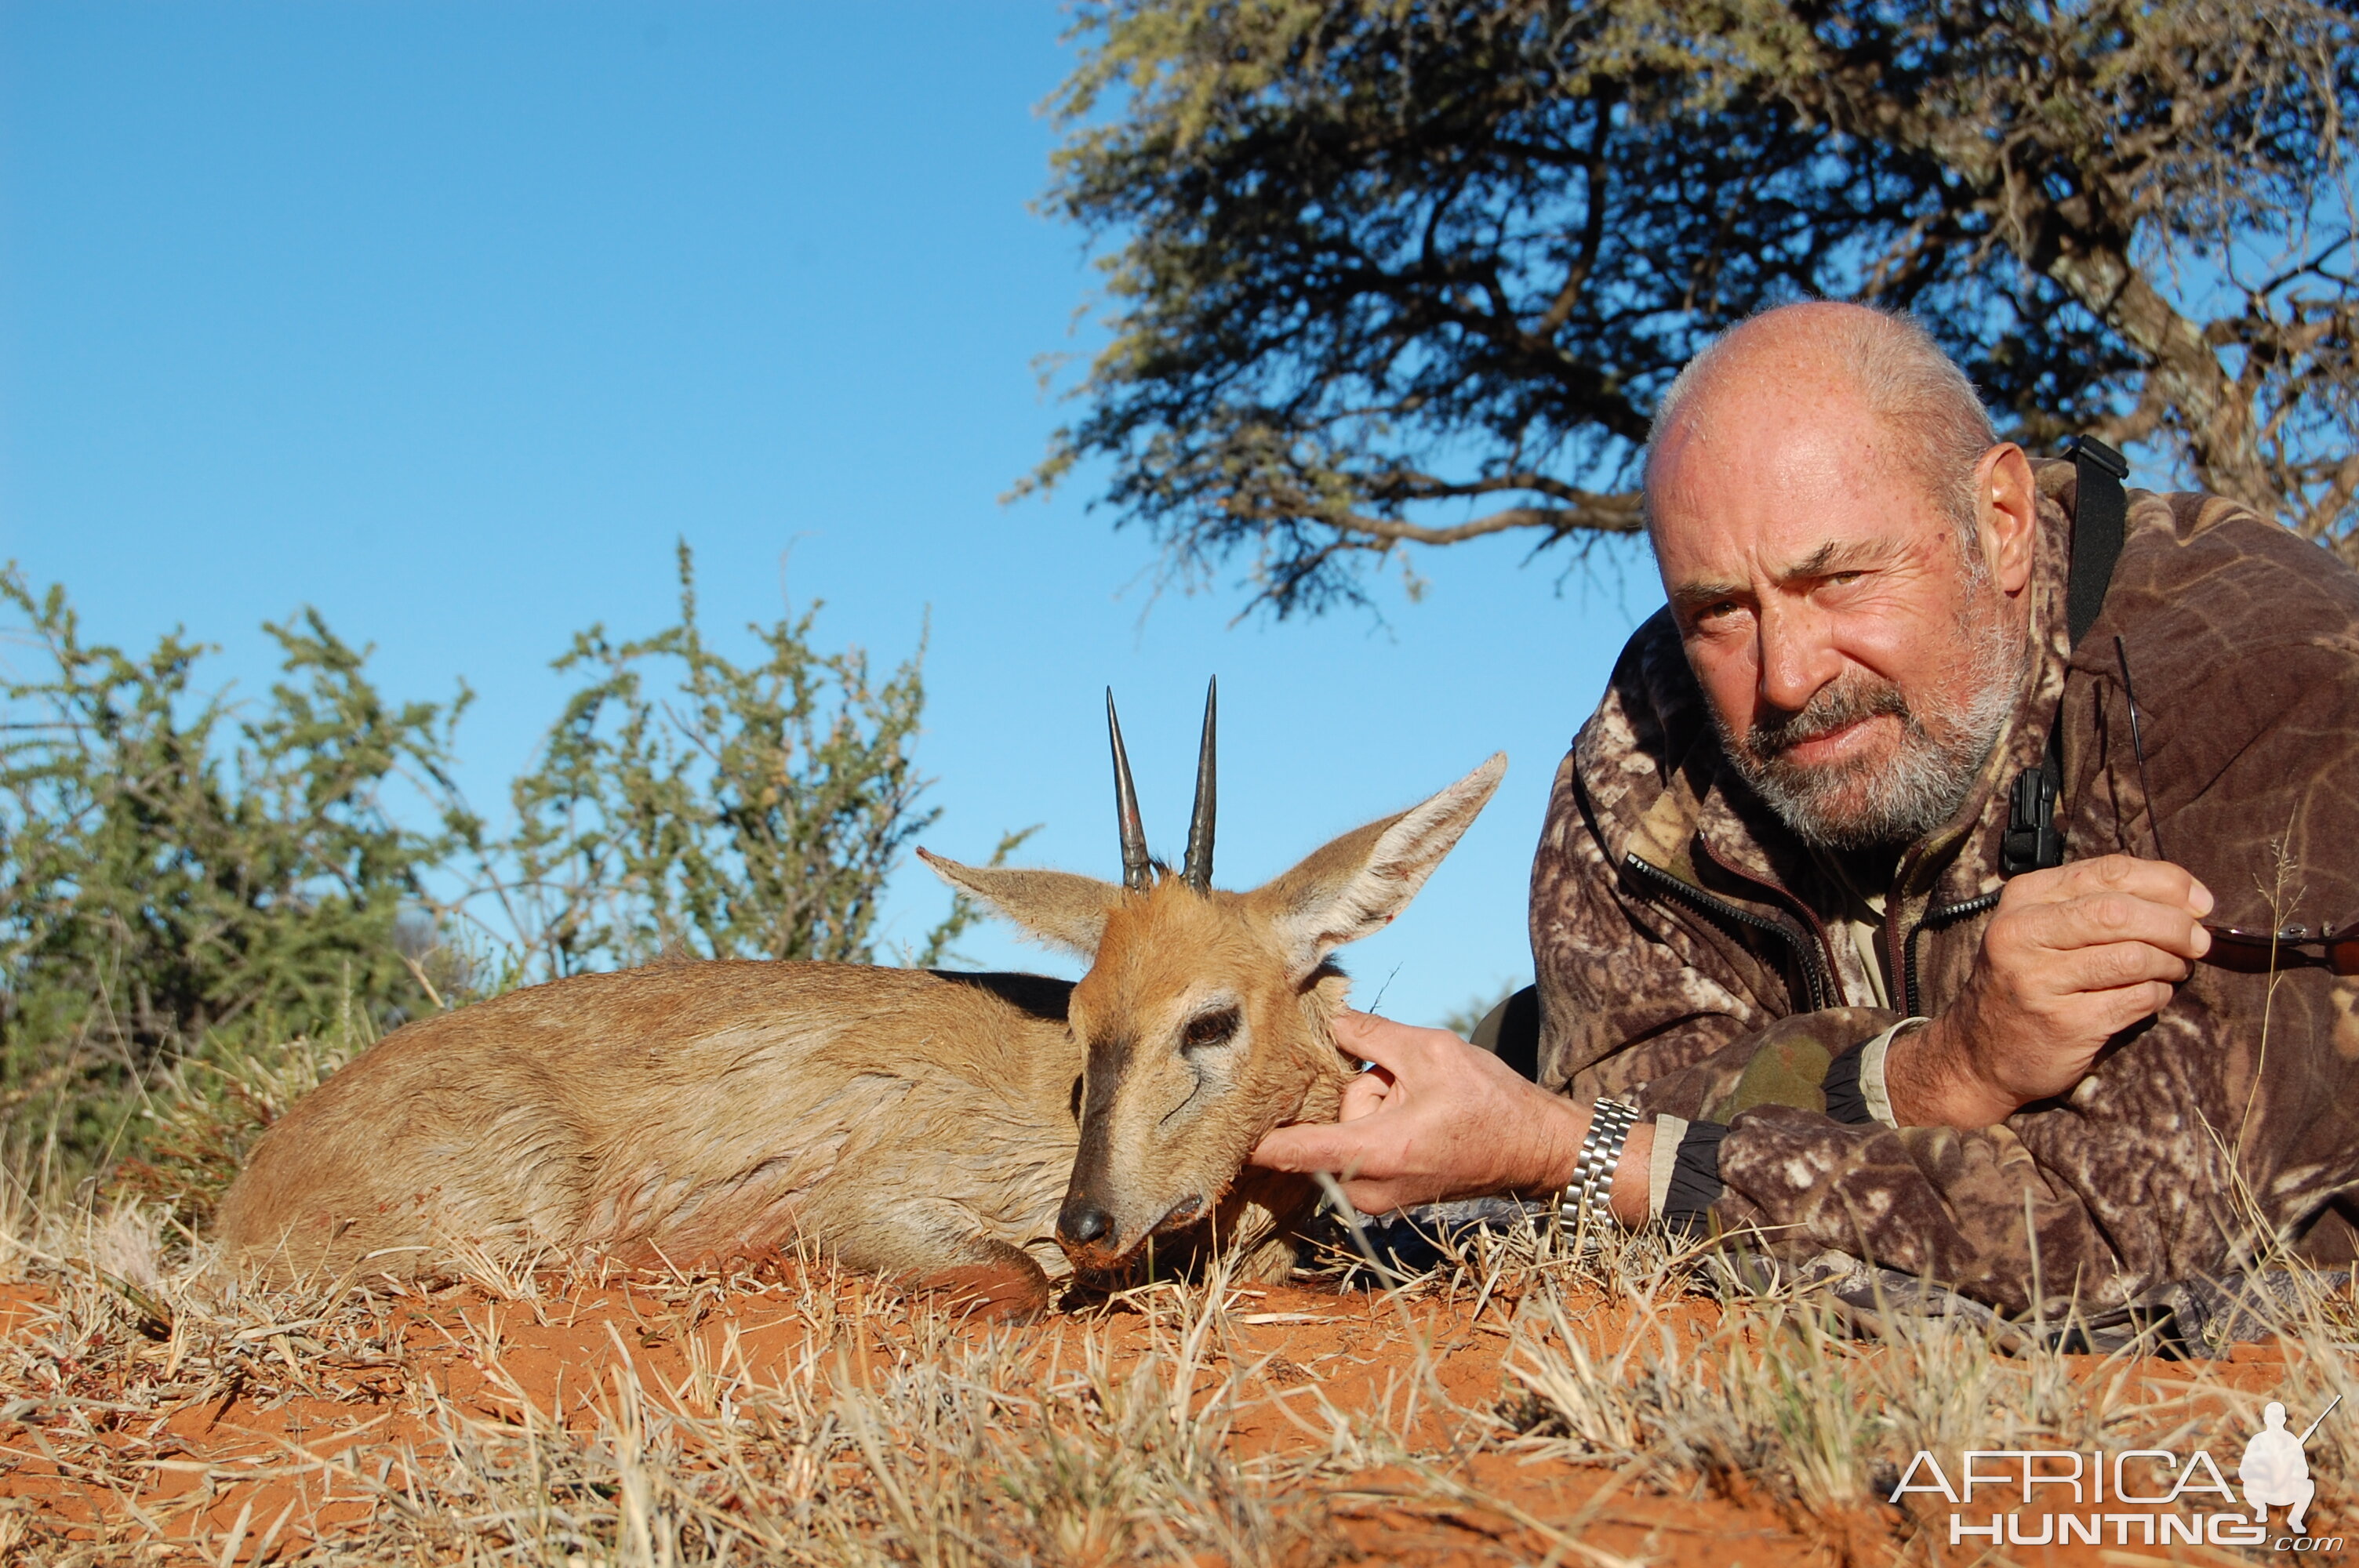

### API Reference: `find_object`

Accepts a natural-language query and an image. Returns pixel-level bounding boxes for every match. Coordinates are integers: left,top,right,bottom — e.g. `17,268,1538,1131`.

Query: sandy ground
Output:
3,1258,2340,1567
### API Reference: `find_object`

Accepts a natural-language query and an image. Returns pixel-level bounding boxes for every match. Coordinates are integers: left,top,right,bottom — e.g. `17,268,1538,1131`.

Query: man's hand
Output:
1888,853,2213,1127
1249,1011,1652,1224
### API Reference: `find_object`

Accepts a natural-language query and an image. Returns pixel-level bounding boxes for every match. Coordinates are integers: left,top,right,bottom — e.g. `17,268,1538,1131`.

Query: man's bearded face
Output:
1643,339,2045,857
1711,584,2025,850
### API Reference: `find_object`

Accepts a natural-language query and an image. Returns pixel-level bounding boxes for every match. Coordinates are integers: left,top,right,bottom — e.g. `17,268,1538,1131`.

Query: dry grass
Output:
5,1074,2359,1564
0,1207,1358,1566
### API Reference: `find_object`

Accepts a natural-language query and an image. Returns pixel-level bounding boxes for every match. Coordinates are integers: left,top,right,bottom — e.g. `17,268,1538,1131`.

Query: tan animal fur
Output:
216,753,1506,1307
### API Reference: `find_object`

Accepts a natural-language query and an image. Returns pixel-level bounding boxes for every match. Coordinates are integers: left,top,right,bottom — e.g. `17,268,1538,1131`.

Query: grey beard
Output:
1716,614,2028,852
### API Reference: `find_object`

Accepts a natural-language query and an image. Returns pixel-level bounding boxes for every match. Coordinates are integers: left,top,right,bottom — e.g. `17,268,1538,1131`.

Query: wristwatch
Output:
1560,1097,1641,1227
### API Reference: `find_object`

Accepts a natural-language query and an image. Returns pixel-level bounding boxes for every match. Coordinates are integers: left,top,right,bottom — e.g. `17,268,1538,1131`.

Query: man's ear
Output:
1245,754,1507,976
916,849,1121,959
1977,441,2039,596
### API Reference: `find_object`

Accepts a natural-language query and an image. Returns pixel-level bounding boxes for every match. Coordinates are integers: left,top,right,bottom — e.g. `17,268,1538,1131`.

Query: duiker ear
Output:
1248,754,1507,975
916,849,1123,959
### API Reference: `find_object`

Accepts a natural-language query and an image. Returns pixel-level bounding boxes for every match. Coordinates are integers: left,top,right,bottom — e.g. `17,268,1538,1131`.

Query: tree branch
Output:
1229,493,1644,546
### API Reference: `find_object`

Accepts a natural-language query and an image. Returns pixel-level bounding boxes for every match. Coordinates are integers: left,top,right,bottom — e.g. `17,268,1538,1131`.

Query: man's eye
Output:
1824,571,1865,588
1182,1007,1240,1051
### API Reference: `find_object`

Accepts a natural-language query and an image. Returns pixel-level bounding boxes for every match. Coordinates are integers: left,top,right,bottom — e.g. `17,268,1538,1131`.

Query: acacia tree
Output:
1031,0,2359,615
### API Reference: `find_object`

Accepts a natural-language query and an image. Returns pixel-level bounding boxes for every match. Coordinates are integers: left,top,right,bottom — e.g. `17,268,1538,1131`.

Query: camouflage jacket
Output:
1530,461,2359,1314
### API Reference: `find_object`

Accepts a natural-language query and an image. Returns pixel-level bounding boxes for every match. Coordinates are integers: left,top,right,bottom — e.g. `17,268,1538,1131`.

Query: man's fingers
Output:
2031,854,2214,917
2019,892,2211,961
2081,979,2179,1038
1247,1123,1351,1173
2059,938,2199,995
1336,1071,1393,1123
1332,1010,1464,1075
1336,1178,1414,1216
1249,1120,1396,1177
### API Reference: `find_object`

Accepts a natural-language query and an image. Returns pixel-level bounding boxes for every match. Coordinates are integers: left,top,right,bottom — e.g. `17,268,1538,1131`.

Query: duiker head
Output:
920,683,1504,1273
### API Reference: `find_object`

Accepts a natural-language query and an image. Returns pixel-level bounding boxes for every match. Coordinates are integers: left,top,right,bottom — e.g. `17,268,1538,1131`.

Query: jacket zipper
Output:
1901,891,2001,1018
1623,852,1835,1012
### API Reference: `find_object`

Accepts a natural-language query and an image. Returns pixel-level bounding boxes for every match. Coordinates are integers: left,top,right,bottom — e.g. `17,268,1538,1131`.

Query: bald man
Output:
1252,303,2359,1320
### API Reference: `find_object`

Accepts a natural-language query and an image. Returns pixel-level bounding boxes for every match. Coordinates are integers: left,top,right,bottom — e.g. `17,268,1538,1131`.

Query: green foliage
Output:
0,568,462,1165
2,550,972,1191
1034,0,2359,614
467,543,944,978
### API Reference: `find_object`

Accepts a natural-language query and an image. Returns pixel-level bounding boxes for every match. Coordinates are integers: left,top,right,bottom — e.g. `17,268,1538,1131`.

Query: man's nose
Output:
1754,601,1841,714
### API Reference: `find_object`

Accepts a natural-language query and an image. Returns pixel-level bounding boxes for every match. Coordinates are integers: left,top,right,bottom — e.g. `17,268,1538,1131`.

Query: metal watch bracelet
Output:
1559,1097,1641,1228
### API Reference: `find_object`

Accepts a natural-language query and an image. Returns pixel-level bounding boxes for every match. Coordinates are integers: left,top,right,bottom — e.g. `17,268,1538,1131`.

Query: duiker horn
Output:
1106,689,1154,892
1180,677,1216,892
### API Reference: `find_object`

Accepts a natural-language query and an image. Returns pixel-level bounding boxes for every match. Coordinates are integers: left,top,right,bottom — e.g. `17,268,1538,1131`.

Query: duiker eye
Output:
1180,1006,1241,1053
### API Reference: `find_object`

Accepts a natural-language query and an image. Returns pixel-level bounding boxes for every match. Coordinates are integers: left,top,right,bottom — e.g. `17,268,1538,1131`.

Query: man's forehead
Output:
1663,533,1908,605
1647,389,1947,579
1651,472,1936,572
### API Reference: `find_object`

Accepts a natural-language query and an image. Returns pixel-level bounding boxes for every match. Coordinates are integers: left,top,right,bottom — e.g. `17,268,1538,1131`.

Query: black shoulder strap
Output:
2061,434,2128,648
2000,435,2128,877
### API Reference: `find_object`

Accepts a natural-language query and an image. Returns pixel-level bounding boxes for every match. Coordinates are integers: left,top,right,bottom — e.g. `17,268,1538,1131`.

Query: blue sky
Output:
0,1,1656,1026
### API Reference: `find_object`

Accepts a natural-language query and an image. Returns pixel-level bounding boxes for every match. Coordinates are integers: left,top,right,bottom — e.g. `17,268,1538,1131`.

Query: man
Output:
1252,302,2359,1317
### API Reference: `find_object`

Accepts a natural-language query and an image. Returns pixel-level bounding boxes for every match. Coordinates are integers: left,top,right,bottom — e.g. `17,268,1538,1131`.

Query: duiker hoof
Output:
906,1262,1052,1324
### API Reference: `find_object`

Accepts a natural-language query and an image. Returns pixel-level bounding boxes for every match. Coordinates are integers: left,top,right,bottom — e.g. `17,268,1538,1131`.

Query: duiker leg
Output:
814,1191,1058,1321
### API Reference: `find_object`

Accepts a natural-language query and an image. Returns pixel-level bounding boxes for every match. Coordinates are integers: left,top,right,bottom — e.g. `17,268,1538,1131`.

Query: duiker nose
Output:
1058,1198,1114,1248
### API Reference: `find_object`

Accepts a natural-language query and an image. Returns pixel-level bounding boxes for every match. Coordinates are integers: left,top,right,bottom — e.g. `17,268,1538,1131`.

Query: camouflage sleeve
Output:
1642,1008,1905,1122
1700,1111,2132,1316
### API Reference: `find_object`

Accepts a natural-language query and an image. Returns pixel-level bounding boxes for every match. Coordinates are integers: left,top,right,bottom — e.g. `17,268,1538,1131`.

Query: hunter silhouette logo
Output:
2243,1396,2337,1538
1889,1392,2343,1551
